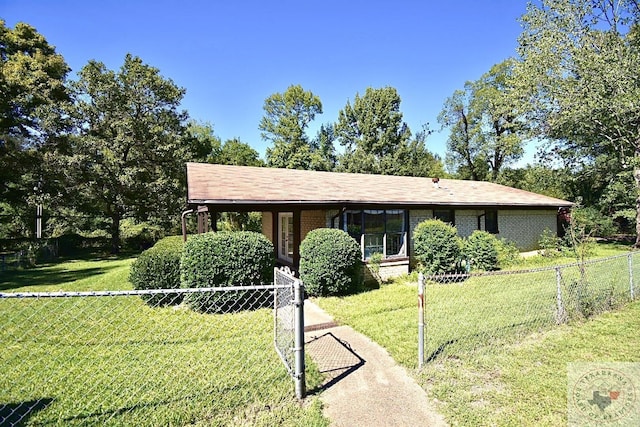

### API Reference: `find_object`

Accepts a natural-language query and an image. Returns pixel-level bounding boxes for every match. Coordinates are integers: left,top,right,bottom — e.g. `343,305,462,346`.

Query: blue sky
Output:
2,0,530,162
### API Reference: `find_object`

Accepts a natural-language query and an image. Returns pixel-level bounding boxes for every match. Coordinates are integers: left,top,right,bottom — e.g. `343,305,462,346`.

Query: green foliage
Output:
180,232,274,313
495,238,521,269
413,219,462,274
538,228,562,258
261,84,323,169
218,212,262,232
570,206,616,237
439,59,525,181
463,231,500,271
68,54,210,253
332,88,445,176
516,0,640,244
120,219,164,250
129,236,184,306
0,20,71,237
299,228,363,297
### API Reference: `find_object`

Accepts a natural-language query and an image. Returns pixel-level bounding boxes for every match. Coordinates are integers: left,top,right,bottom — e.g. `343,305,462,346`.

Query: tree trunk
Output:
635,149,640,248
110,211,121,254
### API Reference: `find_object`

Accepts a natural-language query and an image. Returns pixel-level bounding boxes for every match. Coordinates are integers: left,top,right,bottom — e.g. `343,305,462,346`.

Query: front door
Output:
278,212,294,264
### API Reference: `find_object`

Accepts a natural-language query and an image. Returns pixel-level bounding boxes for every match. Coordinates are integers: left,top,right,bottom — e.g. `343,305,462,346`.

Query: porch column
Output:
210,210,218,232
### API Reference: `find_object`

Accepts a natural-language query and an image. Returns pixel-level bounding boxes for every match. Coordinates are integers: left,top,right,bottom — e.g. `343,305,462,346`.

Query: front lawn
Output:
316,247,639,426
0,256,327,426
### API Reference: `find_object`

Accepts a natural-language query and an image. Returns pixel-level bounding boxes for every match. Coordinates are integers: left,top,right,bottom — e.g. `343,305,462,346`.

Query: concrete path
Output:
304,300,447,427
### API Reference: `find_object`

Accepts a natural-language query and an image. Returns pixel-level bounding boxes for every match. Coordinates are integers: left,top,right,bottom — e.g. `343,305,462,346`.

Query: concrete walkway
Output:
304,300,447,427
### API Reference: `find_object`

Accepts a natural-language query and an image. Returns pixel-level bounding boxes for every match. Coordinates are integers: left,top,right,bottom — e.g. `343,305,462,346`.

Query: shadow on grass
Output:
57,391,235,425
425,318,551,363
0,264,121,292
0,398,54,426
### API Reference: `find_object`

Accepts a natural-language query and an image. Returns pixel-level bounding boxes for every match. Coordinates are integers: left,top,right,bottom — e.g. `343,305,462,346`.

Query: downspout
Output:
181,209,194,242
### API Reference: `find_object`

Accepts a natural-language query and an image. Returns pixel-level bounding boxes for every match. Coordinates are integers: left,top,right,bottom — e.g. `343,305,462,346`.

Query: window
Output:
278,212,294,263
485,209,499,234
433,209,455,225
343,209,407,260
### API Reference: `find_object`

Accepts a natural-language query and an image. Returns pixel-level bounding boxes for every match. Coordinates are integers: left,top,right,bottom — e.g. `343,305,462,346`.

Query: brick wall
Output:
300,210,328,242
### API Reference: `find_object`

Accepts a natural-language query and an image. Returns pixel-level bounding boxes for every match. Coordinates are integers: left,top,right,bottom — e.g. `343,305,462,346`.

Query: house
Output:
185,163,572,280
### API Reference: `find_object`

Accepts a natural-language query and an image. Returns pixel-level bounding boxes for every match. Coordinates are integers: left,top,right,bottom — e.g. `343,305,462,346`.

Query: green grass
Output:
0,257,327,426
316,247,639,426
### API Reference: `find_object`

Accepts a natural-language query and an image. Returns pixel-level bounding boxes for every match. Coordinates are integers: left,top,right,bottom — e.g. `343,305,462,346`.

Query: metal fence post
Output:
418,272,425,369
555,267,567,324
293,278,306,399
629,253,635,300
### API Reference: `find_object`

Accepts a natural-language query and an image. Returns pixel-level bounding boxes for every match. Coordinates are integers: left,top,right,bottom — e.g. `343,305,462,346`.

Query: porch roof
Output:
186,163,573,209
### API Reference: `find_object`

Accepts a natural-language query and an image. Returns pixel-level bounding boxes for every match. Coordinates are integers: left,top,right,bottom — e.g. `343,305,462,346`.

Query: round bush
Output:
299,228,363,297
180,231,274,313
413,219,462,275
129,235,184,306
463,230,500,271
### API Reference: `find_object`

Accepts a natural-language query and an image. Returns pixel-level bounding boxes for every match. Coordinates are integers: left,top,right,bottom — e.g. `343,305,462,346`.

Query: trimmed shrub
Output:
413,219,462,275
463,230,500,271
299,228,363,297
180,231,274,313
129,236,185,306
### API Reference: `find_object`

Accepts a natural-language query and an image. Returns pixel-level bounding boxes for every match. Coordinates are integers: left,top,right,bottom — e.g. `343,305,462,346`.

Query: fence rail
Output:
0,282,303,426
418,252,639,367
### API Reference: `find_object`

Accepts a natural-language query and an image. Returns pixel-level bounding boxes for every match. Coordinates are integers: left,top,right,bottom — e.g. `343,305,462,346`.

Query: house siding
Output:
495,209,558,251
408,208,558,253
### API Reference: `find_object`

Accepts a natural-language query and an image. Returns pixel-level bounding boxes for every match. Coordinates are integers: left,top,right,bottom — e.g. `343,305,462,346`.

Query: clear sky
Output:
2,0,530,161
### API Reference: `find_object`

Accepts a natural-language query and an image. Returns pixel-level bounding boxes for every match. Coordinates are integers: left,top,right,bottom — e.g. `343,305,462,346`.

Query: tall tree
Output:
335,86,413,175
0,20,71,236
309,123,337,171
439,59,525,181
438,88,488,180
218,138,264,167
515,0,640,244
68,54,209,252
187,120,222,163
260,84,322,169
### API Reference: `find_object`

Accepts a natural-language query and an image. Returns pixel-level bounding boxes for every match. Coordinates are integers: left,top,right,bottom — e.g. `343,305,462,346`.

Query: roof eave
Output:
187,199,574,208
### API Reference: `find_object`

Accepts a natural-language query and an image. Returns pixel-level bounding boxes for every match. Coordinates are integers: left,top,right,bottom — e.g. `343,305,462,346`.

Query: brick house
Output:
185,163,573,280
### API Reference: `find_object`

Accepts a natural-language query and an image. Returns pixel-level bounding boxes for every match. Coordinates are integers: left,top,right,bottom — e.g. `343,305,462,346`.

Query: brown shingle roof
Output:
186,163,572,208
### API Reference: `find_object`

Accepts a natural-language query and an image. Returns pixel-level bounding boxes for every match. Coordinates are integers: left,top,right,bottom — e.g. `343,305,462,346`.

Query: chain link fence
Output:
1,283,303,426
418,252,639,366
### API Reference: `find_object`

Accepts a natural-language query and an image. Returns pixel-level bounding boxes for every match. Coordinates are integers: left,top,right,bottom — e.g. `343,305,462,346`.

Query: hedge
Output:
129,235,185,306
180,231,274,313
299,228,363,297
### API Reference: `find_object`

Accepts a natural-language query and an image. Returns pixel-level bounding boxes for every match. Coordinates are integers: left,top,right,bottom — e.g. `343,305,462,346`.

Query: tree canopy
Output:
260,84,322,169
439,59,525,181
515,0,640,243
67,54,209,252
0,20,71,224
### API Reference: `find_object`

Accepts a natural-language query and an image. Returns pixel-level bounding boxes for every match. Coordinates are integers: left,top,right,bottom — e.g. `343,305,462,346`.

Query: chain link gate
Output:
273,267,306,399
